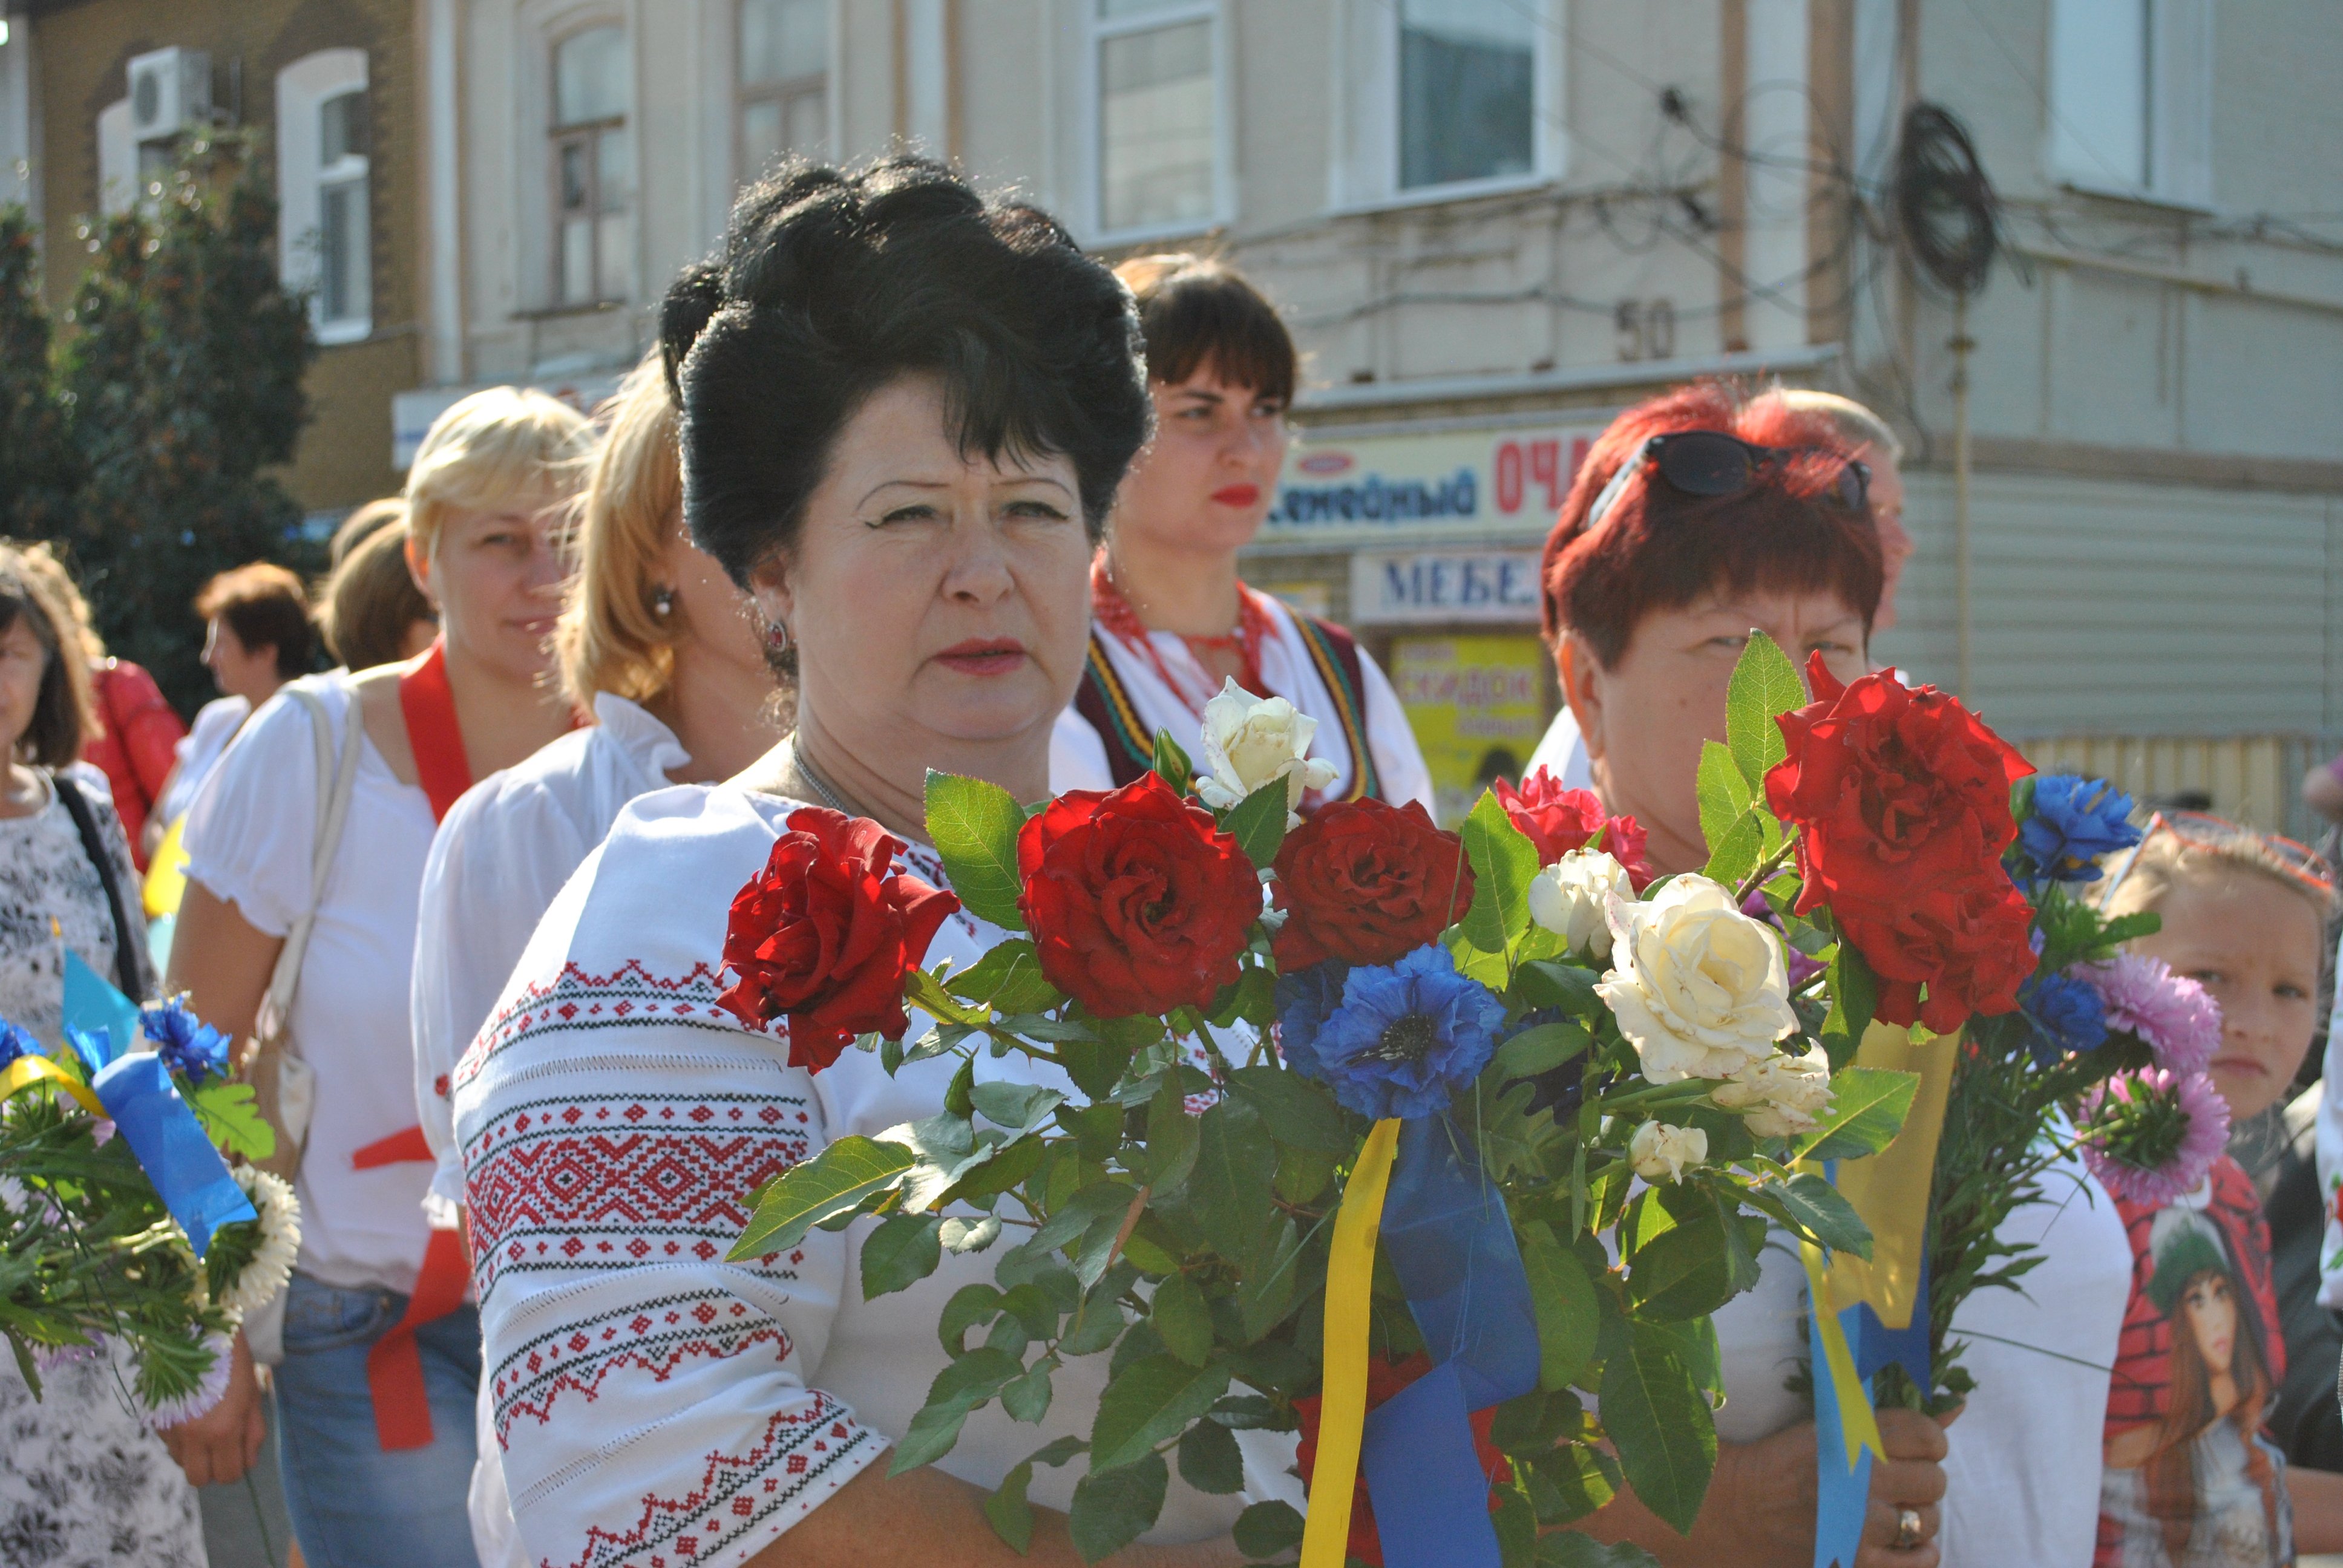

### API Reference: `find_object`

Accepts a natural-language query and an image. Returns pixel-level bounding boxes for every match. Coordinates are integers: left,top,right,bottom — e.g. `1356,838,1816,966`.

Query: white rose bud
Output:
1527,849,1633,961
1628,1120,1708,1183
1712,1047,1835,1139
1193,679,1339,826
1596,874,1797,1083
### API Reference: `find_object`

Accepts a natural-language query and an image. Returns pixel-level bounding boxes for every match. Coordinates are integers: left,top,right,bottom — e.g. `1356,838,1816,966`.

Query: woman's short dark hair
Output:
0,546,94,768
1115,253,1297,405
196,561,316,678
661,155,1151,586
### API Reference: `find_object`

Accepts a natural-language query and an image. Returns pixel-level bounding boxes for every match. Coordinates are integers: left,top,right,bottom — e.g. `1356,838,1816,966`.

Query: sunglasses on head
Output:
1584,430,1872,532
2097,809,2337,910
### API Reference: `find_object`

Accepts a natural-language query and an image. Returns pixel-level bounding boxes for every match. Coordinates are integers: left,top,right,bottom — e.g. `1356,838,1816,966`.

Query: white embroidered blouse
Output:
451,783,1254,1568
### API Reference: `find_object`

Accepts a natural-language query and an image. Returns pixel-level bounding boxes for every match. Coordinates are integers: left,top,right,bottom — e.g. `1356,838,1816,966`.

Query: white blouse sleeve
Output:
1048,703,1114,794
410,773,592,1223
2318,933,2343,1307
1357,644,1438,815
180,685,329,939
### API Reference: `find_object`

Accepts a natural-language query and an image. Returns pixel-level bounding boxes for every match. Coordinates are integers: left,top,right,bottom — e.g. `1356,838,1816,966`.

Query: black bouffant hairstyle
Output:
660,155,1151,587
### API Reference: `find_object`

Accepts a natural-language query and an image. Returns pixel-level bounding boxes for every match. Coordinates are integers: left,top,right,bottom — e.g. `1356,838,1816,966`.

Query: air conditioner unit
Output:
126,47,211,144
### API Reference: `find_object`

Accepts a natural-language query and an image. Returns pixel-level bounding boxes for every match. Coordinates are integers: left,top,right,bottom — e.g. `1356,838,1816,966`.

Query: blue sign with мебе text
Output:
1349,549,1544,626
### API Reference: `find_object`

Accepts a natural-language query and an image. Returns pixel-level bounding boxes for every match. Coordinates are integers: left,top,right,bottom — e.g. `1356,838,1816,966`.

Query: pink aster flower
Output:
143,1331,235,1432
2079,953,2221,1074
2077,1067,2229,1209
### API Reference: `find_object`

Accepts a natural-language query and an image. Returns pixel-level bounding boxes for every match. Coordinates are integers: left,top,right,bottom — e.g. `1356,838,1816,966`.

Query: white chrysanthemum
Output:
1193,679,1338,826
1712,1047,1835,1138
1596,874,1796,1083
217,1166,300,1317
1627,1120,1708,1183
1527,849,1633,961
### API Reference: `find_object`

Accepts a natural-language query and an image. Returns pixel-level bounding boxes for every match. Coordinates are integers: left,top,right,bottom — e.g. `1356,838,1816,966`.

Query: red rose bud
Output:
1489,768,1653,887
1016,775,1261,1018
717,808,962,1072
1294,1352,1511,1567
1271,799,1472,970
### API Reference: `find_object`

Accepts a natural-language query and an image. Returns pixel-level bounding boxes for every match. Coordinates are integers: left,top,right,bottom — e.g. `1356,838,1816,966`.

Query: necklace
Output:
1090,558,1273,716
789,747,857,817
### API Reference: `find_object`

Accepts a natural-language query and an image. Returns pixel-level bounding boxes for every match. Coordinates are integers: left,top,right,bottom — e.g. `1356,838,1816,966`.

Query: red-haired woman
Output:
1538,384,2132,1567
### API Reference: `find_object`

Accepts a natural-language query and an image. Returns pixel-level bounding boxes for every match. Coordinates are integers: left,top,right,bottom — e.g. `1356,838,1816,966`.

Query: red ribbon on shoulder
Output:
397,639,474,825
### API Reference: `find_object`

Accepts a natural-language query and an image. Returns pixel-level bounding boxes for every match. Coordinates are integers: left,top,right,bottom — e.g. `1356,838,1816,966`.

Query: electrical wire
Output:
1893,104,1999,299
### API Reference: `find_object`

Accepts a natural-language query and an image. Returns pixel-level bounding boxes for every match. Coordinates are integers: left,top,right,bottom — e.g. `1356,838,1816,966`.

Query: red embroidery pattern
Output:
490,1290,792,1442
456,959,754,1095
464,1089,812,1303
555,1396,877,1568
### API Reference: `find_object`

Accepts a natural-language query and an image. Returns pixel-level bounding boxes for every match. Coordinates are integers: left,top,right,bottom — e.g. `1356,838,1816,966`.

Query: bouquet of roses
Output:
719,638,1982,1568
0,990,298,1424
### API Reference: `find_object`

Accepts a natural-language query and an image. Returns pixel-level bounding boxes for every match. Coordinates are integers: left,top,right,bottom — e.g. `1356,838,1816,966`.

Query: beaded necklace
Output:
1089,557,1276,716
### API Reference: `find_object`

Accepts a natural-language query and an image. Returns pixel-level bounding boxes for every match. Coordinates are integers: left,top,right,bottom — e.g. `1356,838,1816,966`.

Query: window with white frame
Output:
1334,0,1562,208
1093,0,1219,238
276,50,372,342
2046,0,2212,206
97,100,134,215
739,0,827,181
551,24,632,305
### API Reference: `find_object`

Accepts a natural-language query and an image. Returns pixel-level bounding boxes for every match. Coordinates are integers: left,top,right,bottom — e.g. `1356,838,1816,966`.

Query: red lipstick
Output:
1210,484,1261,508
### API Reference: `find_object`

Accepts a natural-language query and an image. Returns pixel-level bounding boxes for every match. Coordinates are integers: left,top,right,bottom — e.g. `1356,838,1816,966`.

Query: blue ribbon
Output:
1358,1116,1541,1568
1809,1301,1873,1568
1852,1250,1931,1390
62,950,141,1072
93,1053,255,1259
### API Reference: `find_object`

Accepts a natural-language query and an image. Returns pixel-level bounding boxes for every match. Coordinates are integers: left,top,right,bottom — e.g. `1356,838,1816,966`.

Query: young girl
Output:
2098,813,2343,1565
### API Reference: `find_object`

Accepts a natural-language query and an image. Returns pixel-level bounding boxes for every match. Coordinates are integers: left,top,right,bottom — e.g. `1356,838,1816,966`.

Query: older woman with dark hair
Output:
451,158,1245,1568
1541,384,2129,1568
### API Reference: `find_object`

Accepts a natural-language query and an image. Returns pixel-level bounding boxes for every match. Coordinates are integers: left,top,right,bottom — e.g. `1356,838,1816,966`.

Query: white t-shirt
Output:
183,673,439,1295
1055,589,1438,815
2314,929,2343,1307
1710,1148,2130,1566
157,694,249,828
451,784,1260,1564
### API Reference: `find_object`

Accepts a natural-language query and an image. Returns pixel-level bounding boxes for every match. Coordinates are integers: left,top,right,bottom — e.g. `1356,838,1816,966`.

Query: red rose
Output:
1271,799,1472,970
1017,774,1261,1018
1765,654,2036,1033
1837,867,2038,1033
1294,1353,1512,1567
1489,768,1653,887
717,808,962,1072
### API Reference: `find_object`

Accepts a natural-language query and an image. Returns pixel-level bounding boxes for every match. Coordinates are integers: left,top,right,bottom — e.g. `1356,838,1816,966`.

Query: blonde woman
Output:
164,387,593,1567
410,355,784,1567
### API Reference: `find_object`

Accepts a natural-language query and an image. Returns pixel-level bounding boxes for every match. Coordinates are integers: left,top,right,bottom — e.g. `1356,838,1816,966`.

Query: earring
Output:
651,585,675,617
766,618,793,655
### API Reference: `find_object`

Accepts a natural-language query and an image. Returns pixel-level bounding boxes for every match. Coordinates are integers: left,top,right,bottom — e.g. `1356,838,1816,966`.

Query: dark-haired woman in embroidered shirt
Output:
1055,255,1434,816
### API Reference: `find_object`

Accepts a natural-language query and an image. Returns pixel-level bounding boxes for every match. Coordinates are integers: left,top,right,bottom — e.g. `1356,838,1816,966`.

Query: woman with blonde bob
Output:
163,386,593,1568
410,354,784,1567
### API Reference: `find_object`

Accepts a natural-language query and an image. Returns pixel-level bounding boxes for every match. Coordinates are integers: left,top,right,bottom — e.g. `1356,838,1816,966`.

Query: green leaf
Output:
940,1282,1004,1355
1539,1532,1661,1568
1236,1215,1303,1342
188,1080,275,1160
904,966,985,1027
890,1344,1027,1472
1725,629,1803,791
1764,1171,1873,1259
1625,1212,1738,1322
1461,790,1541,955
1527,1446,1621,1527
1222,777,1291,870
1695,740,1753,858
1223,1065,1351,1153
942,938,1063,1015
1151,1272,1214,1367
969,1080,1065,1132
1152,731,1196,795
1817,939,1879,1070
1598,1330,1715,1535
940,1215,1001,1254
945,1056,977,1120
731,1136,916,1258
1792,1065,1919,1162
1070,1452,1170,1564
1189,1099,1277,1259
1518,1221,1598,1391
1178,1416,1245,1494
1233,1500,1306,1562
925,770,1029,931
1145,1079,1202,1192
1001,1358,1055,1423
1516,961,1602,1014
1495,1020,1591,1082
984,1437,1089,1553
892,1399,974,1477
1059,1037,1138,1100
860,1213,944,1298
1089,1354,1233,1472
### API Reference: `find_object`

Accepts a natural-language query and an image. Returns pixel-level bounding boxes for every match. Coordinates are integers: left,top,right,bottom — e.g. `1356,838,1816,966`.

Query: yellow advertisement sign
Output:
1389,635,1553,826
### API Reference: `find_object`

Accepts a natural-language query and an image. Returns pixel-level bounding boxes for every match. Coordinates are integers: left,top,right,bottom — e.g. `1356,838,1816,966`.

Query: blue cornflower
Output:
2019,970,2108,1065
2013,776,2141,884
1283,944,1505,1120
0,1017,35,1067
141,996,231,1088
1273,961,1350,1080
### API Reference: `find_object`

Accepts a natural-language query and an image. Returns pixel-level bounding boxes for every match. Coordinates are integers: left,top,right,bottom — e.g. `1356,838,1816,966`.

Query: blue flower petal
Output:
2011,776,2141,885
1282,944,1505,1120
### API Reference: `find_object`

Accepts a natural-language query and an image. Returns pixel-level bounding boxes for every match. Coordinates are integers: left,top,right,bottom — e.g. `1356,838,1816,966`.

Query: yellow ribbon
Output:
143,815,189,920
1801,1238,1886,1470
1299,1116,1401,1568
1,1053,108,1117
1822,1022,1959,1329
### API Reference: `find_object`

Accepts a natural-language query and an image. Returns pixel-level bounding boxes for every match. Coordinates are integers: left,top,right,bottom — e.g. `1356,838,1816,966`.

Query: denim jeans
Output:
274,1270,482,1568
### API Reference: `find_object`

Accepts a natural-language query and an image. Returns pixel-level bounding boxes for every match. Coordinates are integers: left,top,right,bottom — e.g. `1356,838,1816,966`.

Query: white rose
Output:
1596,874,1796,1083
1712,1047,1834,1139
1193,679,1339,825
1528,849,1633,961
1627,1120,1708,1183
